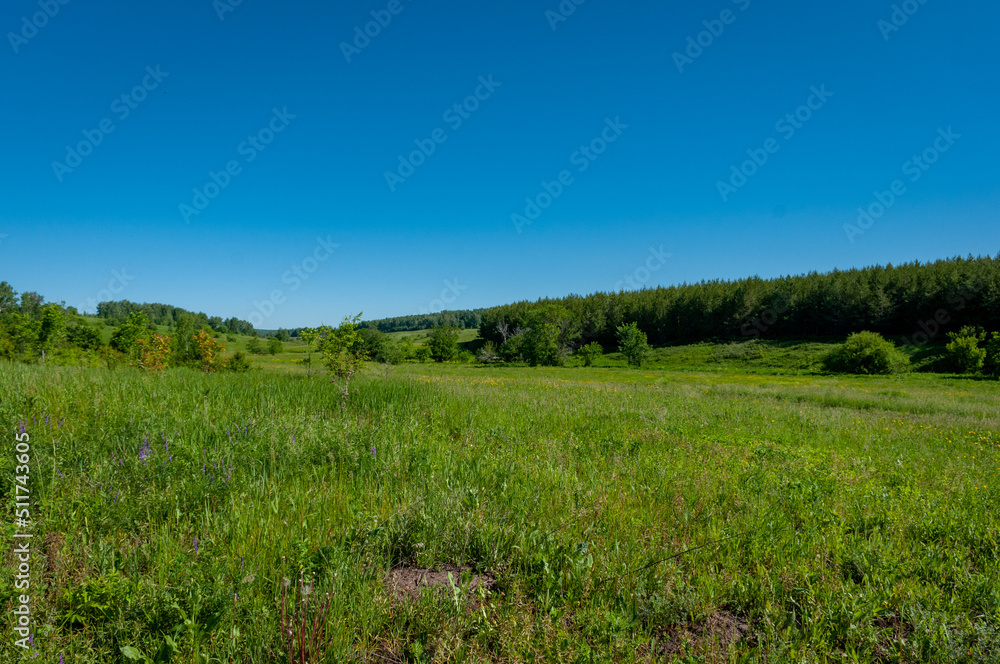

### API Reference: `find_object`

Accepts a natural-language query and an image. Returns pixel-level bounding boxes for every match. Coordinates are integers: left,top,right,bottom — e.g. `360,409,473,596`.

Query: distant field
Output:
2,353,999,662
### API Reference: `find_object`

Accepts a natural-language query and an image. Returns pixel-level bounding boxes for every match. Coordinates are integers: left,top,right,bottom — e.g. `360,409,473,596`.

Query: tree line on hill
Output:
361,309,485,333
95,300,256,336
477,255,1000,351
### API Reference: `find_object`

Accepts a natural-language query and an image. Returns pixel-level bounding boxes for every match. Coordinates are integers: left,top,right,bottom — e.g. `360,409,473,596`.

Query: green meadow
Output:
2,345,999,663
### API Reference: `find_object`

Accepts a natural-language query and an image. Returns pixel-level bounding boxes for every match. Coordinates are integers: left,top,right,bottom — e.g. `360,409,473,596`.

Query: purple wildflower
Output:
370,446,377,458
139,436,152,463
19,421,26,434
227,426,232,443
114,491,120,503
193,537,198,553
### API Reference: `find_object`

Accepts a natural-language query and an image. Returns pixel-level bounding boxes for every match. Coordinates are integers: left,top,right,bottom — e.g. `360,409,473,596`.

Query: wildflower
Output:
194,537,198,553
370,446,377,457
282,577,291,587
139,436,152,463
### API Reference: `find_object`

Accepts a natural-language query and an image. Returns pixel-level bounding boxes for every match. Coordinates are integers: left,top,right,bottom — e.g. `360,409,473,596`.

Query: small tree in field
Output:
192,329,225,372
428,325,459,362
944,325,987,374
110,312,149,362
321,314,366,378
578,342,603,367
616,322,649,368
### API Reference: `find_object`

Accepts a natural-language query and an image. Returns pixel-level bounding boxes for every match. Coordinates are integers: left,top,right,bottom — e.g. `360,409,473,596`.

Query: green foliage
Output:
275,328,291,342
66,323,102,350
267,338,283,355
524,322,562,366
944,325,987,374
37,303,66,357
616,322,649,368
477,340,500,364
245,337,265,355
59,572,135,628
109,312,150,360
823,331,910,375
427,325,459,362
321,314,366,377
985,333,1000,379
499,335,525,363
577,342,603,367
225,351,252,373
713,340,766,362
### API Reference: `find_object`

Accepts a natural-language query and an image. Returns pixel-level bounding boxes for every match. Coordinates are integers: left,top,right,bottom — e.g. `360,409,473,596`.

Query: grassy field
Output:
2,350,999,663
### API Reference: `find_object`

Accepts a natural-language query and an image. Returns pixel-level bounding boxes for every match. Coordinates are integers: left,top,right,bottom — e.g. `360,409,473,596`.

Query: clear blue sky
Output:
1,0,997,328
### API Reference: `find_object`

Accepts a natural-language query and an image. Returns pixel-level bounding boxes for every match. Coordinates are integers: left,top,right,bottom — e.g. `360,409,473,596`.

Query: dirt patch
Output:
387,564,495,603
657,610,749,660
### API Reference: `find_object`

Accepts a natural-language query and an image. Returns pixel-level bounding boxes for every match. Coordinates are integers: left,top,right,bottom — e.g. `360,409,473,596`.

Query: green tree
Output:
823,331,910,375
984,332,1000,379
0,281,17,316
616,322,650,368
109,312,150,361
428,325,459,362
246,337,265,355
66,323,102,350
524,322,562,366
321,314,366,378
37,303,66,361
944,325,987,374
267,338,283,355
171,314,196,365
578,342,603,367
276,328,291,342
414,346,431,363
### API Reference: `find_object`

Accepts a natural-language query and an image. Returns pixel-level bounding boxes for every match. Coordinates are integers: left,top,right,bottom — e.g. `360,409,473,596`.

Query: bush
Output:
267,338,284,355
414,346,431,363
984,332,1000,379
225,351,252,372
944,325,986,374
499,335,525,363
616,322,650,368
823,331,910,375
477,340,500,363
577,342,603,367
246,337,265,355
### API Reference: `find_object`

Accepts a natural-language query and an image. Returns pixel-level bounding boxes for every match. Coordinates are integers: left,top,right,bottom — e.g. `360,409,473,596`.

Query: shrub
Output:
984,332,1000,379
225,351,252,372
578,342,603,367
477,340,500,363
414,346,431,363
944,325,987,374
823,331,910,375
499,335,525,363
616,322,650,368
267,338,283,355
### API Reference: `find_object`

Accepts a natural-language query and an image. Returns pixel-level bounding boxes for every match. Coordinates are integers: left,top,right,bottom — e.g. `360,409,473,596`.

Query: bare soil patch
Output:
657,610,750,660
387,564,495,603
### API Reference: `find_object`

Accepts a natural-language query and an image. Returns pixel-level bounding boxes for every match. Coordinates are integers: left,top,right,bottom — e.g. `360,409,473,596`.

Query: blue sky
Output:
1,0,997,328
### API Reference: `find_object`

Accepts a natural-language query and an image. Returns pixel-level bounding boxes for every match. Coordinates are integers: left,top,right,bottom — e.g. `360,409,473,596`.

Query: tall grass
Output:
1,360,999,662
